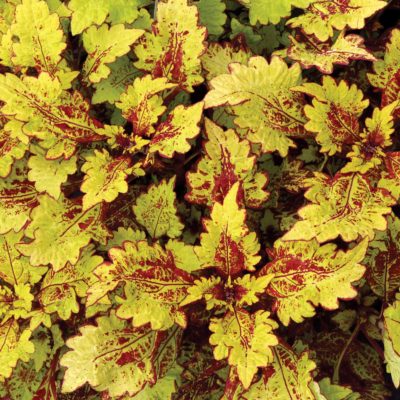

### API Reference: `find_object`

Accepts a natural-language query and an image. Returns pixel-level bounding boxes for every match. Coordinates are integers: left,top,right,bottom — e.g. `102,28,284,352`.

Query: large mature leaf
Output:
17,194,110,271
0,73,112,159
204,56,308,156
87,240,195,330
209,308,278,389
0,319,34,381
82,23,144,84
3,0,66,75
196,183,261,278
241,344,316,399
134,0,207,91
294,76,369,155
364,215,400,301
283,173,394,243
81,149,134,210
60,312,178,396
133,177,184,239
186,118,268,208
38,247,102,320
237,0,312,25
260,238,368,325
288,0,387,42
288,32,375,74
149,102,204,158
368,29,400,120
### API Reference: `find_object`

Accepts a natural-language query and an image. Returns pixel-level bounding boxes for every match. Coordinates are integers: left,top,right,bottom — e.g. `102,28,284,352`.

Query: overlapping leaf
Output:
260,238,368,325
205,56,308,156
283,173,394,242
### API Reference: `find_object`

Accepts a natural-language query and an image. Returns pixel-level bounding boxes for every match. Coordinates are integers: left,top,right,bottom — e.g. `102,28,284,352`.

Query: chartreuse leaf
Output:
82,24,144,84
383,327,400,389
242,344,316,399
204,56,307,157
134,0,207,91
81,149,137,210
0,159,38,234
288,0,387,42
342,102,397,174
196,182,261,278
260,238,368,325
149,102,203,158
196,0,226,36
294,76,369,155
365,215,400,301
368,29,400,116
209,308,278,389
133,177,184,239
38,247,102,320
384,295,400,357
378,151,400,200
316,377,361,399
288,32,376,74
116,75,177,136
0,128,27,178
0,319,34,381
0,73,112,160
88,240,194,330
201,41,251,81
27,145,77,199
237,0,312,25
17,194,110,271
60,311,177,396
4,0,66,74
92,56,141,104
283,173,394,243
186,118,268,208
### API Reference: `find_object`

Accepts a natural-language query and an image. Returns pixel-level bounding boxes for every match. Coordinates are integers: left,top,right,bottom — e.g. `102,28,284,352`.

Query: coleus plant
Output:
1,0,400,399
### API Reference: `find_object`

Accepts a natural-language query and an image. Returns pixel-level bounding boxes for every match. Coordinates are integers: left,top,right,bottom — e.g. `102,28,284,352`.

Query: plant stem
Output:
332,319,361,384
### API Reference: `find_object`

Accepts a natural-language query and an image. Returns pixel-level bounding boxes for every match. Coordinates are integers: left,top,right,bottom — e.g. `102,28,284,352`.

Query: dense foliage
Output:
1,0,400,398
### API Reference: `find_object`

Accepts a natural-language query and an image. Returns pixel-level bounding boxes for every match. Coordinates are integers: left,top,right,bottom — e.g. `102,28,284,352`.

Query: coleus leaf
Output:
38,246,102,320
316,377,361,400
368,29,400,120
4,0,66,75
81,149,137,210
283,172,394,242
0,73,112,160
82,23,144,84
27,145,77,199
132,177,184,239
0,229,47,287
0,127,27,178
186,118,269,209
196,0,227,36
260,238,368,325
134,0,207,91
87,240,195,330
0,160,38,235
0,319,34,381
17,194,110,271
204,56,308,157
378,151,400,200
288,32,376,75
60,311,179,396
288,0,387,42
196,182,261,278
236,0,312,25
294,76,369,155
209,308,278,389
148,102,204,158
116,75,177,137
365,214,400,301
383,295,400,358
342,102,397,174
241,343,316,399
